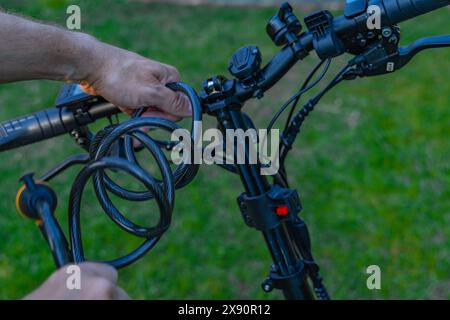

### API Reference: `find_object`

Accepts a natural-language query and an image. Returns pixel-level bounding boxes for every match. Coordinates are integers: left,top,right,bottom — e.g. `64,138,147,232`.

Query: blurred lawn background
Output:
0,0,448,299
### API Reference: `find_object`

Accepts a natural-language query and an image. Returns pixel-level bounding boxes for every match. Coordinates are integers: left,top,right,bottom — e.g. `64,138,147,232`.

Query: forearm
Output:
0,12,101,83
0,11,191,118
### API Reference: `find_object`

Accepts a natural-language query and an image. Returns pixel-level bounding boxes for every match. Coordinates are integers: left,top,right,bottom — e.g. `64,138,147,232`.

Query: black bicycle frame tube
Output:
216,104,313,299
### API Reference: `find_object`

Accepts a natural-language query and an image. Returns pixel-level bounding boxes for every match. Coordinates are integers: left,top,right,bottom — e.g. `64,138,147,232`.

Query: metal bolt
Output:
389,35,399,44
382,27,393,38
262,281,273,293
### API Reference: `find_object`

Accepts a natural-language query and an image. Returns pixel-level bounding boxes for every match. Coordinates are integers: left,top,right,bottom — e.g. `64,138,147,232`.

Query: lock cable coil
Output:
46,82,202,268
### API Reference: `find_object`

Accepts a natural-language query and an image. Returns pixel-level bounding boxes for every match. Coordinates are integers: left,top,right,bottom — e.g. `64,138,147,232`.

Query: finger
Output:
112,287,131,300
162,64,181,84
78,262,118,284
147,86,192,117
119,106,152,118
118,106,134,116
118,105,182,122
153,64,180,84
141,109,182,122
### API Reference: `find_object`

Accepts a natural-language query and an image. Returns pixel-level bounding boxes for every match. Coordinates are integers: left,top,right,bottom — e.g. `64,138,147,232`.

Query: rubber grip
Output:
0,109,68,151
0,102,118,151
381,0,450,24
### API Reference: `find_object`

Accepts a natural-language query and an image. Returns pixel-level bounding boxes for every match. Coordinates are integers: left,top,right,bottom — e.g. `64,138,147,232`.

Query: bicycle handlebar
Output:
334,0,449,36
1,1,449,152
377,0,450,25
203,0,449,105
0,92,119,152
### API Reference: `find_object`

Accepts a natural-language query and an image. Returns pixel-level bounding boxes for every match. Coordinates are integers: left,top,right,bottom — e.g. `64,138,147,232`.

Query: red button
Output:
276,205,289,216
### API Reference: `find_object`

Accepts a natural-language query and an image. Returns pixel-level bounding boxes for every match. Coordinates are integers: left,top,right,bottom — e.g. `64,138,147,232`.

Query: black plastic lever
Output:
397,35,450,69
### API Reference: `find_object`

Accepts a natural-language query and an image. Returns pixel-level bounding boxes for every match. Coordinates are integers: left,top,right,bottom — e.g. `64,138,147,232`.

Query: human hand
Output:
81,41,191,121
24,262,130,300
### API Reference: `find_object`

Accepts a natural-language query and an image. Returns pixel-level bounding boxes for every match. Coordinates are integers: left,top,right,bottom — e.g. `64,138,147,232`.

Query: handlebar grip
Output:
0,101,119,152
0,108,72,152
379,0,450,25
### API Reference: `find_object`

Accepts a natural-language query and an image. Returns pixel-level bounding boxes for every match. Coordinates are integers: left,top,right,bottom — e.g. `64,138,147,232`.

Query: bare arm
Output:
0,12,190,120
0,12,95,83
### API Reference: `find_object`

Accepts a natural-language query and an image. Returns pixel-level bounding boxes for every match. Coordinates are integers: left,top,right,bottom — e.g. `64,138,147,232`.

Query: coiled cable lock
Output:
35,82,203,268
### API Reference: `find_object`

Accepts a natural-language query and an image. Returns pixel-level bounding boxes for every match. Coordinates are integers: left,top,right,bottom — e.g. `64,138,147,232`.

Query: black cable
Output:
65,82,204,269
266,59,332,133
69,157,169,267
264,59,331,186
275,59,331,186
97,83,202,201
284,59,329,133
280,65,351,163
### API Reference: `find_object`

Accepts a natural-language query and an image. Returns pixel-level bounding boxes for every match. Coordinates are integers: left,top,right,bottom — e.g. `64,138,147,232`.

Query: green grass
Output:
0,0,449,299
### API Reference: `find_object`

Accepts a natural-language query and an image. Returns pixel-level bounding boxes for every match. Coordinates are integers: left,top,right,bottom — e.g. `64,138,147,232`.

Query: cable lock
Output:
14,83,203,268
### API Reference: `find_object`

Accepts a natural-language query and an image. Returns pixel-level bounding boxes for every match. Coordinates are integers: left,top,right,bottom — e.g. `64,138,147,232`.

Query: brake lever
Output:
347,35,450,78
397,35,450,69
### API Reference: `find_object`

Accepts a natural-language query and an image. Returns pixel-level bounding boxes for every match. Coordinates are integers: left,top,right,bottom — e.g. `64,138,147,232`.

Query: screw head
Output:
382,27,393,38
389,35,399,44
262,282,273,293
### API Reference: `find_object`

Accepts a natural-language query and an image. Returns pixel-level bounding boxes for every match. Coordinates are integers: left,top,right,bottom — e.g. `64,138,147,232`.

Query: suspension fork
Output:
215,106,314,300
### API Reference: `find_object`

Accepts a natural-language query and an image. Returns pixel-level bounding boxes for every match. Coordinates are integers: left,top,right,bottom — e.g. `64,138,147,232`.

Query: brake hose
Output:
67,82,203,268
